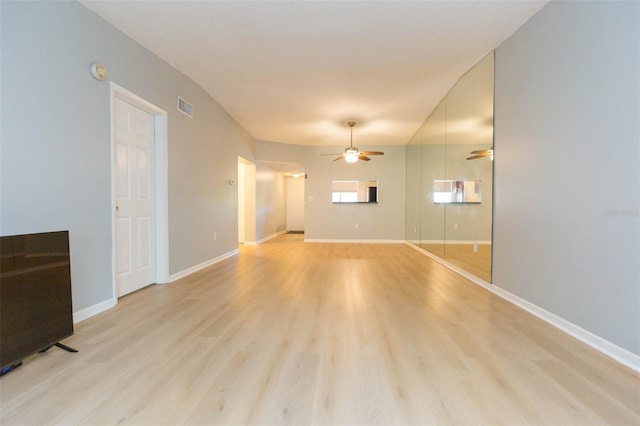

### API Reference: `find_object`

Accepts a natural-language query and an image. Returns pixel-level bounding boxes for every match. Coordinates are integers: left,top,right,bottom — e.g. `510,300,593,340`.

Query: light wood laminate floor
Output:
1,234,638,425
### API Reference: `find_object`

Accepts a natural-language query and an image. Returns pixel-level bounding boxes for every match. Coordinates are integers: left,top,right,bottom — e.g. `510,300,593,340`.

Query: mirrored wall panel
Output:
405,133,422,244
405,52,494,282
420,100,446,258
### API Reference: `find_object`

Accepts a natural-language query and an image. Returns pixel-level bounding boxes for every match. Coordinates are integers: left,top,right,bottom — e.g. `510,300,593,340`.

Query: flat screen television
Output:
0,230,74,374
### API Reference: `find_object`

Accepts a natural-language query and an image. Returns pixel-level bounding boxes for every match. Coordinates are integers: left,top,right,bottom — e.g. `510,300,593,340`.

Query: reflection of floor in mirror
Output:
420,243,492,282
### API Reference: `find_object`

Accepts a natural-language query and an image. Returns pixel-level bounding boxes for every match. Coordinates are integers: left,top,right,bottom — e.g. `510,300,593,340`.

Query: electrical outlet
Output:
354,223,359,229
214,232,217,240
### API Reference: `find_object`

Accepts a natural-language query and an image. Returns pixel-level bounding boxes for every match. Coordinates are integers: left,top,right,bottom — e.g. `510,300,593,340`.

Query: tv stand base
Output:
54,342,78,353
1,343,78,377
39,342,78,353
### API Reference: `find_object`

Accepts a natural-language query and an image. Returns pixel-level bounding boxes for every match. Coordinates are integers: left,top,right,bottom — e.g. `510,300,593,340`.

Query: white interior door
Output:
114,97,155,297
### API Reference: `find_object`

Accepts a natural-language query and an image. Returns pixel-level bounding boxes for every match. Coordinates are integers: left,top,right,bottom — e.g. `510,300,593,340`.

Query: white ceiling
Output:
80,0,547,147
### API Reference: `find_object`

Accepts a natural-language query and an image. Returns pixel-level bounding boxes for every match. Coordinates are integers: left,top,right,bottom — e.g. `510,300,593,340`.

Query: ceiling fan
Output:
466,149,494,160
321,122,384,163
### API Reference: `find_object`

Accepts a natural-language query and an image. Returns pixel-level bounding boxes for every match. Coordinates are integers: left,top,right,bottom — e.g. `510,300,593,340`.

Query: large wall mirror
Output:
405,52,494,282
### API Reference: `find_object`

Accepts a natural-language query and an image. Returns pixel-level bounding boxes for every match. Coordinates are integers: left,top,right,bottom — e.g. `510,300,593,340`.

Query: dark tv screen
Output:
0,231,74,370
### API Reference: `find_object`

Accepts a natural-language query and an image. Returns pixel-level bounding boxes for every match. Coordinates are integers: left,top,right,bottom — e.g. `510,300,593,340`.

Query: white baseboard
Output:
256,230,287,245
420,240,492,245
73,249,239,324
304,239,405,243
242,230,287,246
169,248,239,282
405,241,640,373
489,281,640,372
73,297,116,324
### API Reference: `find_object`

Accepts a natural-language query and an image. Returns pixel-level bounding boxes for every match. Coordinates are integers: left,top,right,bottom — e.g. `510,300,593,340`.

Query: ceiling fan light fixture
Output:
345,150,359,163
319,121,384,163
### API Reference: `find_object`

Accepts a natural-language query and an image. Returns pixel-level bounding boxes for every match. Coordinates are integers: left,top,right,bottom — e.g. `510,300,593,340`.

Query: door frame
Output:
110,82,169,301
285,176,305,232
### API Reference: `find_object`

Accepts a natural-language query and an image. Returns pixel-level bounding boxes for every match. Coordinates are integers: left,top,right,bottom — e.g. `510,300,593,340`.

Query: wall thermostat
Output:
90,63,107,81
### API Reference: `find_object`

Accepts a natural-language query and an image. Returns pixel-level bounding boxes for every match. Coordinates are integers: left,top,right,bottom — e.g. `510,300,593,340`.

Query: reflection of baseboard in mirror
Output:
433,180,481,204
332,180,378,203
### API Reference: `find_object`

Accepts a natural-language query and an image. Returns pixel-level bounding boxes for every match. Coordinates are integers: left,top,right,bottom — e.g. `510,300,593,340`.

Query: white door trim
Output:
237,157,256,244
110,82,169,303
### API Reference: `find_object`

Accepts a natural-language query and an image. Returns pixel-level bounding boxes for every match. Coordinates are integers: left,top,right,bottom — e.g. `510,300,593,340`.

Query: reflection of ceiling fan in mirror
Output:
466,149,494,160
321,122,384,163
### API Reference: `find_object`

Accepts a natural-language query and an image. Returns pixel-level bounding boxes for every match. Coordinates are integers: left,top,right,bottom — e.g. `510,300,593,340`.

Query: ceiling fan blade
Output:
467,148,493,160
321,153,343,156
466,153,491,160
333,156,344,162
359,155,371,161
360,151,384,156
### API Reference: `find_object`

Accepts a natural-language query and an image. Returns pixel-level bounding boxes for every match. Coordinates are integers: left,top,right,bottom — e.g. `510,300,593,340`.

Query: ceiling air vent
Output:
177,96,193,118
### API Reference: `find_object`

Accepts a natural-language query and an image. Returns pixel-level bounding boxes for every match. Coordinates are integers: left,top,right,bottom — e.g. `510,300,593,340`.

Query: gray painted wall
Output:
304,145,406,240
255,139,306,164
493,0,639,354
253,140,407,240
0,1,278,313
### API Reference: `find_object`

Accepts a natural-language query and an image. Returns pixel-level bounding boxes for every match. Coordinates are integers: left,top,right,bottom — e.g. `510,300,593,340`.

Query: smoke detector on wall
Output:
90,63,107,81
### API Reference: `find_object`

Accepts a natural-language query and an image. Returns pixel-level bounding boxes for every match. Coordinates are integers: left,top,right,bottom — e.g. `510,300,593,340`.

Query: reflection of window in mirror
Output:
433,180,481,204
332,180,378,203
